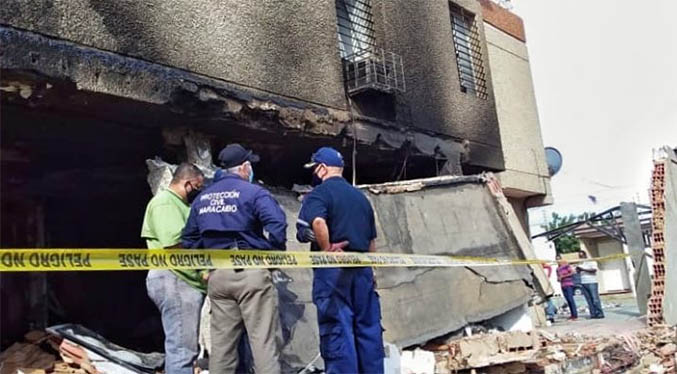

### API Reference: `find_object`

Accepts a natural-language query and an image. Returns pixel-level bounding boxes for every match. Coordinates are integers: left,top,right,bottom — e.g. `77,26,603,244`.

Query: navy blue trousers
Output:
562,286,578,318
313,267,384,374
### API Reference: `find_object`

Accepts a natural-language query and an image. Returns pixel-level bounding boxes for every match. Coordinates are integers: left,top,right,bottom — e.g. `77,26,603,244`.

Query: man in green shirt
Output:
141,163,205,374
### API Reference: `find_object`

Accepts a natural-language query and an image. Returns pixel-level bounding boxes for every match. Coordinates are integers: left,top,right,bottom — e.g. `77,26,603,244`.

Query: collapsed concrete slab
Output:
146,166,551,369
145,137,551,370
267,176,552,368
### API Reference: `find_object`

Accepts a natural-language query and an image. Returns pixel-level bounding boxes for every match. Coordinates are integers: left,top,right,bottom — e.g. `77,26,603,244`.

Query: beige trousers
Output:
207,269,282,374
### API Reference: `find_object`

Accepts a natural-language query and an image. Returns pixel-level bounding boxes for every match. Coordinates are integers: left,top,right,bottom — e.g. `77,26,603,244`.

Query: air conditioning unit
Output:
343,48,405,96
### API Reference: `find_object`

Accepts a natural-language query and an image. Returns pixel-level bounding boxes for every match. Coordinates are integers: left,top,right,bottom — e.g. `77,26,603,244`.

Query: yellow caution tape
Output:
0,249,630,272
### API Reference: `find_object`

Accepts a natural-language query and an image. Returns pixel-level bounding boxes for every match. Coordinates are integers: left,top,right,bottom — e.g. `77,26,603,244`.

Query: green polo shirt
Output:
141,188,206,293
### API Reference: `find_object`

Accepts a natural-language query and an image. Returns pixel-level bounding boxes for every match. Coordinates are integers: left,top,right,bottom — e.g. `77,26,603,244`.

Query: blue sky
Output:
512,0,677,230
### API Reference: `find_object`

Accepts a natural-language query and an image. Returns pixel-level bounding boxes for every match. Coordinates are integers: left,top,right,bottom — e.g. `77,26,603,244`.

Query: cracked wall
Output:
267,178,537,367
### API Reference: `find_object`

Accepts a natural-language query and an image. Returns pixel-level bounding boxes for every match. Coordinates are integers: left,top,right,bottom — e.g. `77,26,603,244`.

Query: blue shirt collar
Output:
214,171,243,183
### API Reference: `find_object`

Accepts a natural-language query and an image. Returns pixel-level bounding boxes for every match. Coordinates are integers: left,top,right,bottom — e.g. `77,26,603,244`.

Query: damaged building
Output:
1,0,553,370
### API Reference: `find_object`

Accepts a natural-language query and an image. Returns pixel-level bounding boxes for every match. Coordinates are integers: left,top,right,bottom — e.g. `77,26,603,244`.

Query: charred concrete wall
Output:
0,0,346,109
380,0,503,169
265,178,538,367
0,0,505,171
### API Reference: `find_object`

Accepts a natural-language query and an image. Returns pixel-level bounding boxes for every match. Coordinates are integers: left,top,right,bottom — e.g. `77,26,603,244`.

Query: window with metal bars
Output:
336,0,376,58
449,3,488,99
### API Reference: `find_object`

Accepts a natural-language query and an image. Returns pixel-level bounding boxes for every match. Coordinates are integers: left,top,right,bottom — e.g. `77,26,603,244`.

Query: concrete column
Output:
620,202,650,316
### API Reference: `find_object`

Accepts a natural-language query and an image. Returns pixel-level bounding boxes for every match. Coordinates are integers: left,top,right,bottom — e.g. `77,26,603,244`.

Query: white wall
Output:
484,22,552,201
596,238,631,293
532,236,561,295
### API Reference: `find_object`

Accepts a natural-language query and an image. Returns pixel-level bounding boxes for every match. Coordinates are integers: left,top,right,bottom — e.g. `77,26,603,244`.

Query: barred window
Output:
449,3,488,99
336,0,376,58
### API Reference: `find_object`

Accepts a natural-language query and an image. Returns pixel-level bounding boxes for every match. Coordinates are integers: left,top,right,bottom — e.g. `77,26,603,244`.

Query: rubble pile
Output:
0,331,92,374
408,325,677,374
631,326,677,373
422,331,540,372
0,328,151,374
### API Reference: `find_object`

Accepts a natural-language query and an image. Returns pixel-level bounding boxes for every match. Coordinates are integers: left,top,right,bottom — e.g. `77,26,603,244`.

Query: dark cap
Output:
218,144,260,168
304,147,345,169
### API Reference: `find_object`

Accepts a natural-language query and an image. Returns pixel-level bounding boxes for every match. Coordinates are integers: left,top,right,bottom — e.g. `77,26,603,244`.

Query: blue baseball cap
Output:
218,143,260,168
304,147,345,169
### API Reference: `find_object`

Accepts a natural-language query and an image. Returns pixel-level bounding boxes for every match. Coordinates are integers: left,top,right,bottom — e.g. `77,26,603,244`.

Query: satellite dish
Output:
545,147,563,176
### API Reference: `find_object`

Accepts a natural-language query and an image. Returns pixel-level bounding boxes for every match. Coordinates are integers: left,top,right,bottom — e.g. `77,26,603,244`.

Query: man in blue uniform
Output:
296,147,384,374
182,144,286,374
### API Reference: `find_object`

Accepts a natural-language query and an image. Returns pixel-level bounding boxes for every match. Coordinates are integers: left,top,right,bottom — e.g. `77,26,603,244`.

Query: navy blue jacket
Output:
297,176,376,252
182,173,287,250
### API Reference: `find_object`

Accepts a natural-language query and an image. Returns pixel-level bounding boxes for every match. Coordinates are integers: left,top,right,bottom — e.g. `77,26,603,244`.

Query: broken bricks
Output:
410,325,677,373
58,341,99,374
431,331,540,371
0,330,104,374
0,331,59,374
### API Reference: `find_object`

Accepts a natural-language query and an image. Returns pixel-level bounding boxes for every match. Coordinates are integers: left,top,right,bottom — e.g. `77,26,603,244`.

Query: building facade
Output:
0,0,551,351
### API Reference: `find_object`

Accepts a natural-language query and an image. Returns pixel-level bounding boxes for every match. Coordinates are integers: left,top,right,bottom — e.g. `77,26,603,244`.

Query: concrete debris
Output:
58,341,99,374
0,331,59,374
434,331,540,370
383,343,402,374
401,349,436,374
0,331,98,374
0,327,165,374
405,325,677,374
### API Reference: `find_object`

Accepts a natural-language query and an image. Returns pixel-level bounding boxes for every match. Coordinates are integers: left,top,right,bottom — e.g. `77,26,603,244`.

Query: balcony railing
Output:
343,48,405,96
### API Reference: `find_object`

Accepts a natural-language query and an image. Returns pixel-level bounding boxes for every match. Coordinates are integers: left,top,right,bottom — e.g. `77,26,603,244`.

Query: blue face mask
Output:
311,165,324,187
249,166,254,183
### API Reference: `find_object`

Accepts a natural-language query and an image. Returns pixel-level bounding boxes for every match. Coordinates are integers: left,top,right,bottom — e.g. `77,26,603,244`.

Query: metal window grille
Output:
449,3,488,99
336,0,376,58
343,48,406,95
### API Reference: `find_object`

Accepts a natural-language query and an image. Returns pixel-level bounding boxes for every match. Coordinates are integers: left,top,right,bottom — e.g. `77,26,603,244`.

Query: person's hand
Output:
326,241,349,252
202,271,211,283
300,227,317,243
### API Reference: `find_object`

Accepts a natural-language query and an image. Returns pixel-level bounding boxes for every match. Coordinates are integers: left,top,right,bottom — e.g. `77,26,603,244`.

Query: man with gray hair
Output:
182,144,286,374
142,162,205,374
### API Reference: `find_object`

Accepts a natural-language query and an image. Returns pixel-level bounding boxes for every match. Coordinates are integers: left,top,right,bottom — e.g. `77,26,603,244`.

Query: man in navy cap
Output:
296,147,384,374
182,143,286,374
